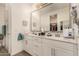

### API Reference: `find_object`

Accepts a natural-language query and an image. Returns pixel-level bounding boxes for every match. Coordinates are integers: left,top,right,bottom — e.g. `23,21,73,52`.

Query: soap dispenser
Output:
40,27,45,35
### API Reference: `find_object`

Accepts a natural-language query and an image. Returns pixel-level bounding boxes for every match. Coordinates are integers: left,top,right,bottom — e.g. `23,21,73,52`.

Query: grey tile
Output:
14,51,31,56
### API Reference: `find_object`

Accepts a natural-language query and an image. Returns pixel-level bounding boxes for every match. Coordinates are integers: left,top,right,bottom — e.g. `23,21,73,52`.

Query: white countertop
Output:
25,33,77,44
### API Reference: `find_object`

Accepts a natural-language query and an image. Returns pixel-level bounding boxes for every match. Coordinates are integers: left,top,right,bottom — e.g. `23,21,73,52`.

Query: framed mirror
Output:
31,3,71,33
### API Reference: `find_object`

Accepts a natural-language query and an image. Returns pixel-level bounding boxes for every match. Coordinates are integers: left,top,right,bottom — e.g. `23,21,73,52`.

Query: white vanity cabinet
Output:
24,35,77,56
42,38,76,56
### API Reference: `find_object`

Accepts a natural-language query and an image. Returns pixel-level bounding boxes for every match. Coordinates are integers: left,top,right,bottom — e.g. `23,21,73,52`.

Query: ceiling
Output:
32,3,70,15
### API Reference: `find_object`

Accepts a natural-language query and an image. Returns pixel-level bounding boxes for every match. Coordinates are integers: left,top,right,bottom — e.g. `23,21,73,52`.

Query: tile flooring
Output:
0,46,31,56
14,51,31,56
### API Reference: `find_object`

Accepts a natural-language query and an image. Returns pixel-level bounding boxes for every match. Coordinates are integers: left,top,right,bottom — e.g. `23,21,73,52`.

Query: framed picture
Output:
22,20,28,26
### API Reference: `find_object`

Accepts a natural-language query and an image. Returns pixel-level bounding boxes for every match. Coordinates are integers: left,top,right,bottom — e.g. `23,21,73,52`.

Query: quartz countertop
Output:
25,33,77,44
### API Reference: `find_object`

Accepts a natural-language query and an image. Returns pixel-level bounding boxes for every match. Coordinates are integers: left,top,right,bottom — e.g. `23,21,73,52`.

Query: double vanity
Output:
23,33,78,56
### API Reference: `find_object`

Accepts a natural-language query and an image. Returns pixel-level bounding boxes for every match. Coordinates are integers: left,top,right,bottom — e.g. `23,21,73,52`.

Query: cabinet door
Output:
24,36,33,55
43,39,74,56
32,37,42,56
42,39,55,56
42,46,52,56
54,48,73,56
42,44,55,56
32,43,42,56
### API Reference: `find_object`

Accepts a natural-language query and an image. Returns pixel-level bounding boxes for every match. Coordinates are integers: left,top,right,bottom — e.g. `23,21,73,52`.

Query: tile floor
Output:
0,46,31,56
14,51,31,56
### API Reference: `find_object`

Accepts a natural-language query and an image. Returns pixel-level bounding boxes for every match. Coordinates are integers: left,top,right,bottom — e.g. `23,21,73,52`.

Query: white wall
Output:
0,5,5,26
0,4,6,46
0,5,5,34
7,4,33,55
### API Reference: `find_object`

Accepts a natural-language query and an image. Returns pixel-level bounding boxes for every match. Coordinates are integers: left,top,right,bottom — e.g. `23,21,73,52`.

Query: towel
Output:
18,33,24,40
2,25,6,36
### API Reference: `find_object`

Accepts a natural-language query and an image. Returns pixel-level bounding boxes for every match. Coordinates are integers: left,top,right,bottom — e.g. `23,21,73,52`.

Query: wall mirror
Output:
31,3,71,33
